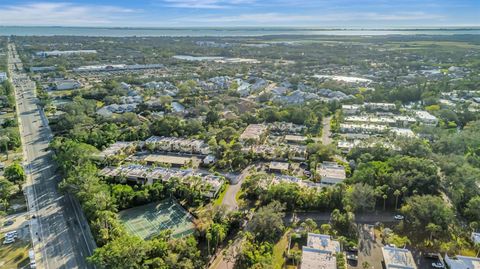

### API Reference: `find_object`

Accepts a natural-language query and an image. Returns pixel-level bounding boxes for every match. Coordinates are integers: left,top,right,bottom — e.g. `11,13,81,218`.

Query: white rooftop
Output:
382,246,417,269
301,234,340,269
445,254,480,269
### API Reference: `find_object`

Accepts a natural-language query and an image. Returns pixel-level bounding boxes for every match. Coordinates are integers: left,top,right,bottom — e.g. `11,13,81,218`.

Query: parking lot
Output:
347,224,385,269
412,250,445,269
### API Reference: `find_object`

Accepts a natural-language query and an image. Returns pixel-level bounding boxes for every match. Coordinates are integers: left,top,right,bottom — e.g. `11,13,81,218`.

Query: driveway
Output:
348,224,384,269
221,165,254,211
322,116,333,145
287,211,398,224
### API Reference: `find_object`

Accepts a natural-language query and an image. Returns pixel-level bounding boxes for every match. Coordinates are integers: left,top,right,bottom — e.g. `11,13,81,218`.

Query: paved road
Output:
286,211,399,224
8,42,96,269
220,165,254,210
322,116,333,145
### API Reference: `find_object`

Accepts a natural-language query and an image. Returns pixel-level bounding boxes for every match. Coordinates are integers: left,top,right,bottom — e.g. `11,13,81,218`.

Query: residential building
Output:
145,136,211,155
316,162,346,185
390,128,416,138
100,165,224,198
364,102,397,111
269,122,307,135
97,142,137,159
271,175,324,189
144,154,194,167
36,50,97,57
73,63,163,72
284,135,308,144
268,161,290,173
30,66,57,72
381,246,417,269
239,124,268,143
415,110,438,126
53,79,81,91
342,104,361,115
339,123,388,134
300,233,341,269
444,254,480,269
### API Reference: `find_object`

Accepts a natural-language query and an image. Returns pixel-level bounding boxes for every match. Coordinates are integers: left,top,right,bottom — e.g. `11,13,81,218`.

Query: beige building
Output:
239,124,268,143
382,246,417,269
316,162,346,185
301,233,341,269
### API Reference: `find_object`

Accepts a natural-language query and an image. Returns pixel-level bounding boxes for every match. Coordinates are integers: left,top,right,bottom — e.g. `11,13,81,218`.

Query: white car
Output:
394,215,404,220
5,230,18,235
432,262,444,268
3,238,15,244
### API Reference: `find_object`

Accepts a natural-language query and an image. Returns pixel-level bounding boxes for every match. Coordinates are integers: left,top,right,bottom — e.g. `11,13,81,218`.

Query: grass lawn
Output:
0,236,30,269
213,184,229,206
272,230,290,269
235,188,244,203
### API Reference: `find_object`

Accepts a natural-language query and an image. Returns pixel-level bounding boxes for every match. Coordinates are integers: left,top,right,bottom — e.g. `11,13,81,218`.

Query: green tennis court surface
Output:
119,199,196,240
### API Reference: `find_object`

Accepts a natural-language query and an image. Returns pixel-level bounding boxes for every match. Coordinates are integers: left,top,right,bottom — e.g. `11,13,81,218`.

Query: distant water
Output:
0,26,479,37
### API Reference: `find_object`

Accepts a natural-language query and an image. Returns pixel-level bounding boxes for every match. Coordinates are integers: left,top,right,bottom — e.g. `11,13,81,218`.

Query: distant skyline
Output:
0,0,479,27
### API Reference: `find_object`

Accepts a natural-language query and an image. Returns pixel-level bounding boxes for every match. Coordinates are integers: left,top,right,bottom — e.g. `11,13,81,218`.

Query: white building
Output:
415,110,438,126
364,102,397,111
316,162,346,185
445,254,480,269
54,79,81,90
145,136,211,155
342,104,361,115
382,246,417,269
301,233,340,269
339,123,388,134
36,50,97,57
239,124,268,143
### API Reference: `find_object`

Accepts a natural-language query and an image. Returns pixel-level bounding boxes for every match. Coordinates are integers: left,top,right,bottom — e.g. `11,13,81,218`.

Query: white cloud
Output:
176,11,445,25
0,2,138,26
0,2,448,27
162,0,256,9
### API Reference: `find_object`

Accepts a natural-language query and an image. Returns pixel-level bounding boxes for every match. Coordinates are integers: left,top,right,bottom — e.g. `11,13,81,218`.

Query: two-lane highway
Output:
8,42,96,269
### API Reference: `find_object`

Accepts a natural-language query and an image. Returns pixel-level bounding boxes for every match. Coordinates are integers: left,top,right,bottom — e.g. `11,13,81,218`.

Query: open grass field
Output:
119,199,196,240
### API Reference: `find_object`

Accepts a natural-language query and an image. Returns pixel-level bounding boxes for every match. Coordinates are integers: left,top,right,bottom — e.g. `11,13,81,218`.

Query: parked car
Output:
3,220,14,226
3,238,15,244
346,254,358,261
394,214,404,220
5,230,18,237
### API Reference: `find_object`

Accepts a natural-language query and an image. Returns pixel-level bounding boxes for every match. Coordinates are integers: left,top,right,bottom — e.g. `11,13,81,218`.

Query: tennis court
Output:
119,199,196,239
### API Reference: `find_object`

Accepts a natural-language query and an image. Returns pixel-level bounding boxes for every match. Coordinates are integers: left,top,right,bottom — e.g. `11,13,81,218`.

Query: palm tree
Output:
475,242,480,258
206,231,213,257
0,136,10,160
426,223,441,241
394,189,401,209
382,194,388,211
194,206,214,255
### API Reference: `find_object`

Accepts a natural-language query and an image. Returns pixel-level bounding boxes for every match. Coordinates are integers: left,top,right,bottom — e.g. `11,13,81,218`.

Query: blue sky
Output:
0,0,478,27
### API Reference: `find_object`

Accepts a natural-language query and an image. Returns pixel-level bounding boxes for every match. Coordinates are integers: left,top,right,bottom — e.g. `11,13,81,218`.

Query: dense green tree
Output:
248,201,285,242
88,235,148,268
400,195,455,238
4,162,26,188
343,183,375,212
